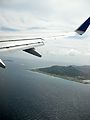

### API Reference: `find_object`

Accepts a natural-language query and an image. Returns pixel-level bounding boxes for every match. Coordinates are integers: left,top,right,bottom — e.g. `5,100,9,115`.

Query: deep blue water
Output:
0,57,90,120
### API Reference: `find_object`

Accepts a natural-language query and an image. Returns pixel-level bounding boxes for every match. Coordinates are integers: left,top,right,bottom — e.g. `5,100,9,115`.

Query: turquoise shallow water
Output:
0,58,90,120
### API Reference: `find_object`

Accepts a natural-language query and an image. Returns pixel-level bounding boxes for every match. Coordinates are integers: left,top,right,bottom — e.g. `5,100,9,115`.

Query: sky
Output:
0,0,90,30
0,0,90,65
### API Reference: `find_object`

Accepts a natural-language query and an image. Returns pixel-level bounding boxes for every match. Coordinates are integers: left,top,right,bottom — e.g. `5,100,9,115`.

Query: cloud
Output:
0,0,55,18
67,49,81,56
47,48,81,56
85,53,90,56
0,0,89,19
0,0,90,31
0,9,48,31
0,0,90,65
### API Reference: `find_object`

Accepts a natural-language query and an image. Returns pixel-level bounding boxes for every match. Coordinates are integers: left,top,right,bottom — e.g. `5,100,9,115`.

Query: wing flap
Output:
23,48,42,57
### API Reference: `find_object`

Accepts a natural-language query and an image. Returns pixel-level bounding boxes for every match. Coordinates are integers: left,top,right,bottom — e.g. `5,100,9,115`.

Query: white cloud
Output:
85,53,90,56
0,0,90,31
0,0,90,65
44,47,81,56
0,0,90,20
0,9,48,30
67,49,81,56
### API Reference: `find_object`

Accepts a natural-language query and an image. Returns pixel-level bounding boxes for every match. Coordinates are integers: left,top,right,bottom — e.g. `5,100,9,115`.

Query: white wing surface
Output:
0,37,44,68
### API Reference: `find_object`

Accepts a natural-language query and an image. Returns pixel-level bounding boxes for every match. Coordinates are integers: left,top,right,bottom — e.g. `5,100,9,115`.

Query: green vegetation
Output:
31,65,90,84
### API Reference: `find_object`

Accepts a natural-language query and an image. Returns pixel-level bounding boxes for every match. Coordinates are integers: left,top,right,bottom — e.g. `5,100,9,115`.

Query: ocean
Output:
0,57,90,120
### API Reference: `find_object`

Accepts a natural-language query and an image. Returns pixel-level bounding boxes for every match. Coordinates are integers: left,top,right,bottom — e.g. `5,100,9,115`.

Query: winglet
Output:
0,59,6,68
75,17,90,35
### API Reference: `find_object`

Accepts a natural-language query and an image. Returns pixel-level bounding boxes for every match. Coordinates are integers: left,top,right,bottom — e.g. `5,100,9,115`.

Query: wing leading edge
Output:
0,38,44,68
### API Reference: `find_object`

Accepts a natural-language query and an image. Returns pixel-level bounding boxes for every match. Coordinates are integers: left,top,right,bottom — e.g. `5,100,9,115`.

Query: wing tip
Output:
75,17,90,35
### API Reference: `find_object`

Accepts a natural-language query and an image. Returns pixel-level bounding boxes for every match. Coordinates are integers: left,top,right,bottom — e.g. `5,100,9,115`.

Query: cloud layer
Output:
0,0,90,65
0,0,90,30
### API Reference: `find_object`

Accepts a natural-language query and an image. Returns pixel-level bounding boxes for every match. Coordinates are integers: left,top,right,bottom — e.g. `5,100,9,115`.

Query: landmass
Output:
31,65,90,84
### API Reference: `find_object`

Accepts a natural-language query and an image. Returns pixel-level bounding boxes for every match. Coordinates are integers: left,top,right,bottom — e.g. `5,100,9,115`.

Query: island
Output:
31,65,90,84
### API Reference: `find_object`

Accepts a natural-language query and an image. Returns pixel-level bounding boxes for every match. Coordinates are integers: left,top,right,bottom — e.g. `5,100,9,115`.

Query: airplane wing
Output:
0,17,90,68
0,37,44,68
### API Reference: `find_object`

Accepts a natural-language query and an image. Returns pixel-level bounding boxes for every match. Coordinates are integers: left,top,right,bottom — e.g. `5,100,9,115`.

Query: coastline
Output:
31,69,90,84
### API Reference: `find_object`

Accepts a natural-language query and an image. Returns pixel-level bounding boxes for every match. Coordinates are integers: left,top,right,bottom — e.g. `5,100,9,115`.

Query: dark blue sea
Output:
0,56,90,120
